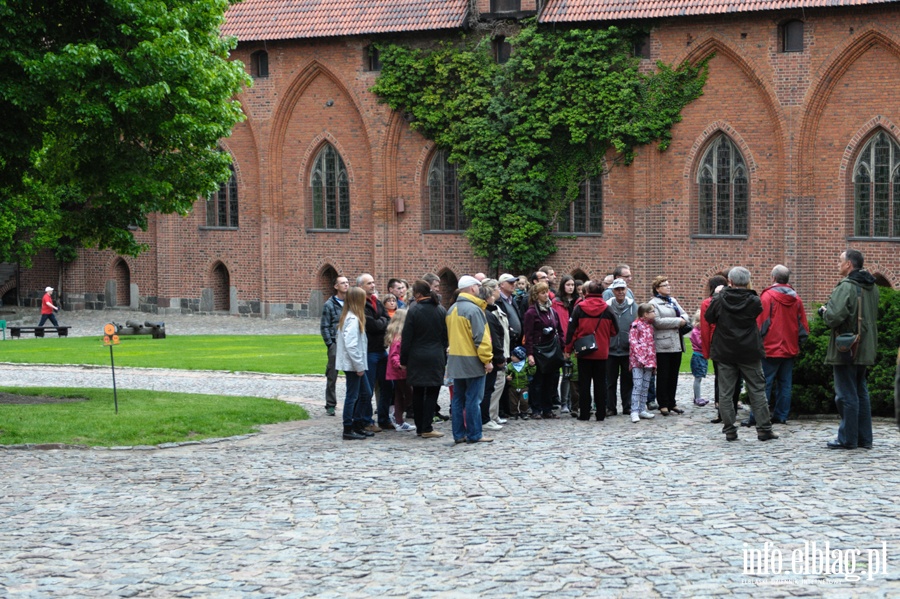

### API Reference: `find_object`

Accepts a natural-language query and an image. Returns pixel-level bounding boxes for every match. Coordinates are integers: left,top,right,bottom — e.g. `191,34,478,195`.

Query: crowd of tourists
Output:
321,250,883,449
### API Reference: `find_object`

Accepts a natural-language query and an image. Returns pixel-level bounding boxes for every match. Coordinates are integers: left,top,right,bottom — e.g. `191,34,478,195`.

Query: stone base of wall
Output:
49,292,311,320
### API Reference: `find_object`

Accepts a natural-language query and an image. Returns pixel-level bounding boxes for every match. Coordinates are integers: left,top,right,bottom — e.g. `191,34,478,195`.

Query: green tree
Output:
372,22,707,272
0,0,250,264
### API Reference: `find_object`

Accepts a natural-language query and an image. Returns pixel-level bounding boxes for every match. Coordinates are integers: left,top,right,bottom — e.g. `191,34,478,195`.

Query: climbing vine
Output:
372,21,708,272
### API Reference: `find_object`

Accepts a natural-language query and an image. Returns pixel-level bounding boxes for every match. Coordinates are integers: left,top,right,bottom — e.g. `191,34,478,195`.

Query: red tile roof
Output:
541,0,899,22
222,0,470,41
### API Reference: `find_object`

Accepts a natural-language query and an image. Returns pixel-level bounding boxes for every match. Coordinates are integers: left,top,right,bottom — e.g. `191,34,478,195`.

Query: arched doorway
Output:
113,259,131,307
873,273,893,288
570,268,589,284
310,265,339,317
211,262,230,311
438,269,458,308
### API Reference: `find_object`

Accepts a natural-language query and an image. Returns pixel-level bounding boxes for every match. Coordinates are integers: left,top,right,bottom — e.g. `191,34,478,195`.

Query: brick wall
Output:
17,5,900,318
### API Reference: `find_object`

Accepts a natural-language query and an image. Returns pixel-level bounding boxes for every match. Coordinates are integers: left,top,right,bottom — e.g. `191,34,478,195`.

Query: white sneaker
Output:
631,413,640,423
560,406,570,414
494,417,508,425
639,411,655,419
395,422,416,431
483,421,503,430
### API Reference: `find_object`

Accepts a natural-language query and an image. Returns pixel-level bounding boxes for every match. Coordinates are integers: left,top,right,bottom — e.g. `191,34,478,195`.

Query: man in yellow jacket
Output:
447,275,495,444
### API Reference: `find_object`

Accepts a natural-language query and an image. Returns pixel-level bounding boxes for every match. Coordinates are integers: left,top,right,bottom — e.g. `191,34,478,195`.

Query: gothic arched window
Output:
311,144,350,230
206,164,238,228
427,149,467,231
558,175,603,235
853,130,900,238
697,135,748,236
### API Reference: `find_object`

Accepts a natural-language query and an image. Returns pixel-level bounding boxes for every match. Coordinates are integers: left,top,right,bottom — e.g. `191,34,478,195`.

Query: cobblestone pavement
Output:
1,310,899,597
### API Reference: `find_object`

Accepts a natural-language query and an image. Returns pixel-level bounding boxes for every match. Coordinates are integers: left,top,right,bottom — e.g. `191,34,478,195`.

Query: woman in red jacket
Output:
564,280,618,422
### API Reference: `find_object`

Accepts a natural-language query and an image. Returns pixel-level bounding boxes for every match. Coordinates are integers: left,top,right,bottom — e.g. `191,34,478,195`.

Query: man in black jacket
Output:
705,266,778,442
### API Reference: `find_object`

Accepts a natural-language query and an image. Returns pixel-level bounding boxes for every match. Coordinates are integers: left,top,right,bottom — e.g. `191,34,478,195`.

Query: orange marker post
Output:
103,324,120,414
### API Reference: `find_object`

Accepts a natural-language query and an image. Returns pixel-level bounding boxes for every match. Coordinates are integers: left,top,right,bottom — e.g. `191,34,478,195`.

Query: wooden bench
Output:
9,326,71,338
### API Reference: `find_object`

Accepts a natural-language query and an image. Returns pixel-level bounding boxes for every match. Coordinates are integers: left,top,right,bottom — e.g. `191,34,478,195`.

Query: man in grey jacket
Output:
319,275,349,416
606,278,636,416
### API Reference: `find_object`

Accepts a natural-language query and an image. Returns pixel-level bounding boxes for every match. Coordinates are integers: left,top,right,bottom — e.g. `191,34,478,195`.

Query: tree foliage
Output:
372,21,707,272
0,0,250,264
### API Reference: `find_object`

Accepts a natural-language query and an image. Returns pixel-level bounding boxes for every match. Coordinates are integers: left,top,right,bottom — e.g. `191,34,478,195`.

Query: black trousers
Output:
578,358,607,421
655,352,682,410
413,386,440,434
529,366,560,415
606,354,633,414
481,369,498,424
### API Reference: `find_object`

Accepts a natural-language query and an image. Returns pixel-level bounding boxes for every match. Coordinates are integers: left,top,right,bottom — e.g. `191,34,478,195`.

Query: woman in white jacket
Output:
336,287,371,440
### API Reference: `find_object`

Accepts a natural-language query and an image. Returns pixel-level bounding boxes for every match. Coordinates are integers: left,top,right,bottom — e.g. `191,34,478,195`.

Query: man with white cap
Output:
39,286,61,327
446,275,495,444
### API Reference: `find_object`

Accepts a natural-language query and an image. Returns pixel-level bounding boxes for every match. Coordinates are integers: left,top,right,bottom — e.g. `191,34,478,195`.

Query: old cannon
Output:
112,320,166,339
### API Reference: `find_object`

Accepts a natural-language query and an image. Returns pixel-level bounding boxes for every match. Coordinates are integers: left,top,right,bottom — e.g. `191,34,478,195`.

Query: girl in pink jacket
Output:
629,304,657,423
385,310,415,431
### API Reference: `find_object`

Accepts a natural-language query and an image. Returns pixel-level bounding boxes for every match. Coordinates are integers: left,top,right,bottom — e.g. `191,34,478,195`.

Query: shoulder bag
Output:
534,309,564,371
835,286,862,364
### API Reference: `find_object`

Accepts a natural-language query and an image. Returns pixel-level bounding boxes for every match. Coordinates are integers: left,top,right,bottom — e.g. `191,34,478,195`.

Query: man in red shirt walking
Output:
39,286,61,327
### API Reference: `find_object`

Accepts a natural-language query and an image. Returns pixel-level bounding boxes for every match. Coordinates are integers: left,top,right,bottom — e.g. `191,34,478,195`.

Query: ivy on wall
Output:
372,21,708,272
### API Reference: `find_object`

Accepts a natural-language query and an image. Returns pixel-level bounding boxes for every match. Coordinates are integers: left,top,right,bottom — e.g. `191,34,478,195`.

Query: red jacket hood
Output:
578,294,608,317
763,284,800,306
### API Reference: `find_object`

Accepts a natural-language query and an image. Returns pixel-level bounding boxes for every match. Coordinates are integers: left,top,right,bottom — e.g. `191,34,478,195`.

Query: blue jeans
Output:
363,350,389,425
833,365,873,448
343,371,373,428
762,357,793,422
451,376,485,442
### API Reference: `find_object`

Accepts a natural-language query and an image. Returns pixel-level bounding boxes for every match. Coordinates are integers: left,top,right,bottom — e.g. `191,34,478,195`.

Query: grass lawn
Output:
0,333,708,375
0,335,326,374
0,387,308,446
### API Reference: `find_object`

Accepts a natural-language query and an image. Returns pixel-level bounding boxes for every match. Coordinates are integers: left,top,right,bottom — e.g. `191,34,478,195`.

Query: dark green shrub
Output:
793,286,900,416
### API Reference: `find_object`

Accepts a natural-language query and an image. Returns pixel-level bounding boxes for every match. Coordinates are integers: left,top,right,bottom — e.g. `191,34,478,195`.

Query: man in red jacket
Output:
744,265,809,426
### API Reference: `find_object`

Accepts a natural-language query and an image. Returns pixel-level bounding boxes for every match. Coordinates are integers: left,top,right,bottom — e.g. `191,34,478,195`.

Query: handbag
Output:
835,286,863,364
835,333,859,363
573,333,598,356
679,321,693,336
535,336,564,371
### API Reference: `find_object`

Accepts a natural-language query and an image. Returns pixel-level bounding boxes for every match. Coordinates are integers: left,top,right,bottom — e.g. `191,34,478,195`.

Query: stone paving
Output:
1,309,899,598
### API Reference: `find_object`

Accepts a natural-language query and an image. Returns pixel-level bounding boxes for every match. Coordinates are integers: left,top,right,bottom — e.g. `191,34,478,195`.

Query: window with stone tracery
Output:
311,144,350,230
853,130,900,239
427,149,467,231
697,135,748,236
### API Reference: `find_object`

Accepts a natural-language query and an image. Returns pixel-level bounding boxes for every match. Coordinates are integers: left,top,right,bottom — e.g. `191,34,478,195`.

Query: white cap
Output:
457,275,481,290
45,286,54,293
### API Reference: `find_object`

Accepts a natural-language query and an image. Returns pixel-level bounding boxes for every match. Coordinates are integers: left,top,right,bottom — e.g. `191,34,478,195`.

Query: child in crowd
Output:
383,293,398,319
506,346,535,420
689,310,710,407
629,303,657,423
516,276,530,295
385,309,415,431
